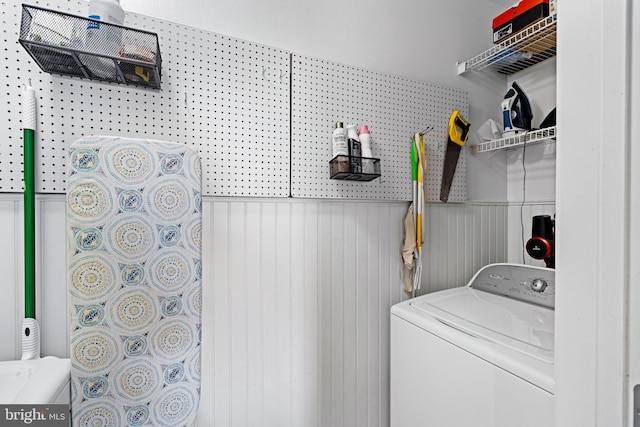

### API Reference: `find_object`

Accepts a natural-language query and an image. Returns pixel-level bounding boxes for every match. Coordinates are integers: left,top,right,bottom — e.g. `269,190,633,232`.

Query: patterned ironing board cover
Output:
66,136,202,427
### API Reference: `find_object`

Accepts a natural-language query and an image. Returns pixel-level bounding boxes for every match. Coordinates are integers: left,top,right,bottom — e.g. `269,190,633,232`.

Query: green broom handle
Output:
22,82,36,320
24,127,35,319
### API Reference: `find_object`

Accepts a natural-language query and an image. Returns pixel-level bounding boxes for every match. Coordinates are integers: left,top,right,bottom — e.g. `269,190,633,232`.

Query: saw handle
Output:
448,111,471,147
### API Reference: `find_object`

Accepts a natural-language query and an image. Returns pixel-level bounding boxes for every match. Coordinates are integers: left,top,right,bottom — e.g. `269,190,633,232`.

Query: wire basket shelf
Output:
19,4,162,89
457,15,557,75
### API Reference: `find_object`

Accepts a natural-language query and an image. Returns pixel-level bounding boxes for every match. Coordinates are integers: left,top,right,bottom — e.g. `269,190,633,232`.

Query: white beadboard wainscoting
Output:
199,199,512,426
421,203,509,295
0,194,531,426
0,194,68,359
199,198,408,427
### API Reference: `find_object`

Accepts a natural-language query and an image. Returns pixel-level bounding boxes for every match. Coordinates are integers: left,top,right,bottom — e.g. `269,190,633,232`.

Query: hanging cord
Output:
520,131,529,264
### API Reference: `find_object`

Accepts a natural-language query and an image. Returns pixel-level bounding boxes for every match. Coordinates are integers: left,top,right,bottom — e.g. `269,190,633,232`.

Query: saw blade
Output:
440,141,462,203
440,110,470,202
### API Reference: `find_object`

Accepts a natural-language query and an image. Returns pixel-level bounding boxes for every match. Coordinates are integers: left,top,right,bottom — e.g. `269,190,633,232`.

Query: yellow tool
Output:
440,110,470,202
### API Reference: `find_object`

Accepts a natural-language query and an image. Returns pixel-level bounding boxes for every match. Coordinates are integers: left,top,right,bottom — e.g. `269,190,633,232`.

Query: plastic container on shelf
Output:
86,0,125,78
358,125,374,173
331,121,349,175
346,124,362,173
88,0,125,26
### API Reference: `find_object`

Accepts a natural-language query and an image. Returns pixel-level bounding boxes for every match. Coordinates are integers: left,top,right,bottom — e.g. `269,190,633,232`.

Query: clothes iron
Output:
501,81,533,136
539,107,556,129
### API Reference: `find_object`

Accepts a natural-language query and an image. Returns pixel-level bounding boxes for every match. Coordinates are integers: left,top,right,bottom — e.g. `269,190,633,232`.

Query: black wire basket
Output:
19,4,162,89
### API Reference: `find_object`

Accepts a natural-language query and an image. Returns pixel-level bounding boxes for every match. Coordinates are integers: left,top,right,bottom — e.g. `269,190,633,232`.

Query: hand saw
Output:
440,110,470,203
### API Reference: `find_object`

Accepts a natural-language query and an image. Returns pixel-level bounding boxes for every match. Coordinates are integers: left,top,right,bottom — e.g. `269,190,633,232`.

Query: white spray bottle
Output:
359,125,373,173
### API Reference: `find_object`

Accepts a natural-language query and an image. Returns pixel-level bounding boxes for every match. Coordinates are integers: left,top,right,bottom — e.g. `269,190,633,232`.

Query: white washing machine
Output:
390,263,555,427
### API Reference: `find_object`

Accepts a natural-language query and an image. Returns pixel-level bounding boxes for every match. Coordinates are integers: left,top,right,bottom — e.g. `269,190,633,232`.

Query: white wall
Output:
506,59,557,204
504,59,557,263
629,1,640,422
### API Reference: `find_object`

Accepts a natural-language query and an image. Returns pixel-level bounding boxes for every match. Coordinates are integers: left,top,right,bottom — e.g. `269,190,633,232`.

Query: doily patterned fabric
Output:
67,180,115,223
74,400,123,427
105,215,157,262
151,384,200,427
147,179,192,221
103,142,157,187
67,136,202,427
69,254,118,303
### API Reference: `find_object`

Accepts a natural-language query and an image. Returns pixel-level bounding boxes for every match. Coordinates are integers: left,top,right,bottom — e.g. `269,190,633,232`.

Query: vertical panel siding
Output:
421,203,510,294
0,197,19,360
200,198,216,423
0,195,68,361
246,201,264,427
37,197,68,358
0,195,535,426
200,198,407,427
198,199,513,426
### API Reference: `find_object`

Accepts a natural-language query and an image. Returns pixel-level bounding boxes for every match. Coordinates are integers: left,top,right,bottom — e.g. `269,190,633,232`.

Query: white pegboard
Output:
1,0,290,196
291,54,468,201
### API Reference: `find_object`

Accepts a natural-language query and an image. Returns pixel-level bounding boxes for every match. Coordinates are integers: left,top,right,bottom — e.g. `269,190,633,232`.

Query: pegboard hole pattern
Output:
2,0,467,201
291,54,468,201
2,0,290,196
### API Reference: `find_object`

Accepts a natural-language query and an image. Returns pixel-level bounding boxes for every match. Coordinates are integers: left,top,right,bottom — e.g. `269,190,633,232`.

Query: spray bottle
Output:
359,125,373,173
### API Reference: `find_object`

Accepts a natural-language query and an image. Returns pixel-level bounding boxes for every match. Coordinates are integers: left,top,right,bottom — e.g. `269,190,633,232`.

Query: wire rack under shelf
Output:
471,126,556,154
458,14,556,75
19,4,162,89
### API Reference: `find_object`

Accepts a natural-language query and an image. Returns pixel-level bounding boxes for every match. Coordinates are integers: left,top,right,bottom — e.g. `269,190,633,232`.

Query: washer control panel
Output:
469,264,555,309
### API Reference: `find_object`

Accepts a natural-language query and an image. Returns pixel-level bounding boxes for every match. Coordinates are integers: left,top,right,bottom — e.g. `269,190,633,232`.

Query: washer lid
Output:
410,286,554,362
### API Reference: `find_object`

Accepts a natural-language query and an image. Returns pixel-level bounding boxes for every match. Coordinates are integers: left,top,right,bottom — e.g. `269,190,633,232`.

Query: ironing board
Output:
66,136,202,427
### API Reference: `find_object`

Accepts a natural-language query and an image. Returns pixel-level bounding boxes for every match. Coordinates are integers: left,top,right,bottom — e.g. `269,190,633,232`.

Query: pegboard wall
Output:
291,54,469,201
1,0,291,196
